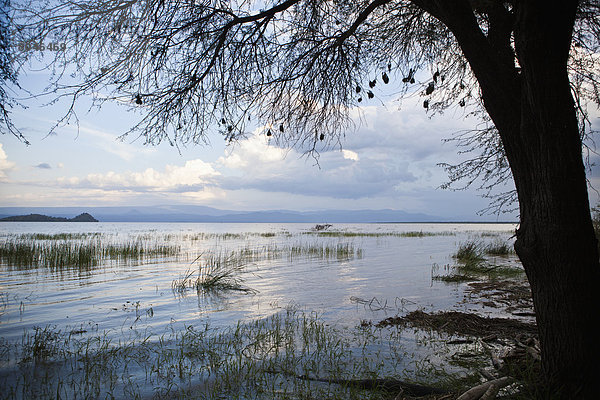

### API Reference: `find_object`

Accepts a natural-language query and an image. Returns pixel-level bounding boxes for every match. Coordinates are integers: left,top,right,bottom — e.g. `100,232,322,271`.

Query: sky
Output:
1,62,599,221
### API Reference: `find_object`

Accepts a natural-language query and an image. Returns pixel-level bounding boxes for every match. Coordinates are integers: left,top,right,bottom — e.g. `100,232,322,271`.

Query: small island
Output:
0,213,99,222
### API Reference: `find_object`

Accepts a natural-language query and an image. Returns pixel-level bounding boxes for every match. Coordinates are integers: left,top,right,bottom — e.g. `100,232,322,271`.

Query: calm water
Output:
0,222,523,398
0,222,518,343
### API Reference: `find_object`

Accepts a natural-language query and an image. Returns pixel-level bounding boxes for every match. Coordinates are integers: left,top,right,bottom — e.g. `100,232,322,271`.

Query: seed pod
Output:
279,124,284,132
423,100,429,109
356,85,361,93
319,133,325,141
367,91,374,99
382,72,389,84
266,129,272,137
135,95,142,105
425,82,434,95
369,80,376,88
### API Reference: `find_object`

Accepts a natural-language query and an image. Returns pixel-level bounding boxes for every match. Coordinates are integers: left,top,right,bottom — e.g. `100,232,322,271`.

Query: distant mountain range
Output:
0,213,98,222
0,205,451,223
0,205,515,223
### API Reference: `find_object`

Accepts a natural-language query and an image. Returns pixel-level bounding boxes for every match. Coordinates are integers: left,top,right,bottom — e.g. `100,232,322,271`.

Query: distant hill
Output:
0,205,516,223
0,206,448,223
0,213,98,222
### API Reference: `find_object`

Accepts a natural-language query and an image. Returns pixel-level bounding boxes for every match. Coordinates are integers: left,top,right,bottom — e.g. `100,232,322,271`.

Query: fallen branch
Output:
265,369,447,397
456,376,513,400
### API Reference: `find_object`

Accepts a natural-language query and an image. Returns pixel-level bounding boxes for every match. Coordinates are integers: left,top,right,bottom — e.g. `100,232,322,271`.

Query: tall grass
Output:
0,238,180,270
305,231,455,238
434,239,522,282
173,252,254,293
2,308,457,399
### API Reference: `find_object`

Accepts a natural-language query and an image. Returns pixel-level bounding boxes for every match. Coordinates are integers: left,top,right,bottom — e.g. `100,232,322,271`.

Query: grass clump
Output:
453,241,486,267
484,240,514,256
173,252,255,293
433,240,523,283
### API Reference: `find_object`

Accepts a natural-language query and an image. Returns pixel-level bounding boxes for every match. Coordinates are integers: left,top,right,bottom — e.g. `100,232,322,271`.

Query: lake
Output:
0,222,520,399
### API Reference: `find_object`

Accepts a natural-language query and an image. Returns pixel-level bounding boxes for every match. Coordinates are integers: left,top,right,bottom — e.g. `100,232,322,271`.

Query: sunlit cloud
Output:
0,143,15,182
56,159,220,192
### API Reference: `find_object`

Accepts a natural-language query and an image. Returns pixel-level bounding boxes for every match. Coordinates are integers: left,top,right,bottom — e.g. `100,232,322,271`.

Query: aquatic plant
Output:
485,240,514,256
305,231,455,238
0,237,180,270
1,308,457,399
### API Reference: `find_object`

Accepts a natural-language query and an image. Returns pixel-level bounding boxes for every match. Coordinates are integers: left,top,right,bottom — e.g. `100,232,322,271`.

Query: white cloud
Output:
57,158,220,192
0,143,15,181
341,149,359,161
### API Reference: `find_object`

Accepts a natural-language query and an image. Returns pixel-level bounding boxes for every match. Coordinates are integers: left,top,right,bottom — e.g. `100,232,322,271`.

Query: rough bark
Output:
419,1,600,397
509,2,600,397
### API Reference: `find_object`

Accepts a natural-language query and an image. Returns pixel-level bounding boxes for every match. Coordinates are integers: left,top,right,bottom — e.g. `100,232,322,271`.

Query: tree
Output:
5,0,600,397
0,0,28,143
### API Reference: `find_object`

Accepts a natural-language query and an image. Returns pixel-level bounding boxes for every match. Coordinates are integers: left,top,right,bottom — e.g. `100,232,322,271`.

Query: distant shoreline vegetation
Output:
0,213,98,222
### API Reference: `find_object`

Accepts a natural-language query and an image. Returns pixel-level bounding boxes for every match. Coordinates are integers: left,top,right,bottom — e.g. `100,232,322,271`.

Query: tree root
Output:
294,375,449,397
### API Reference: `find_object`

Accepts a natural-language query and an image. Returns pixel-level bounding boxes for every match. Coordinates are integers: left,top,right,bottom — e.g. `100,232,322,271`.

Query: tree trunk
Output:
424,1,600,397
508,3,600,397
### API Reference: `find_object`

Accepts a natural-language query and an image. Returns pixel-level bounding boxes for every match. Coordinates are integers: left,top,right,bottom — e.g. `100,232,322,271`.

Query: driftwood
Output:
295,375,448,397
265,369,447,397
456,377,513,400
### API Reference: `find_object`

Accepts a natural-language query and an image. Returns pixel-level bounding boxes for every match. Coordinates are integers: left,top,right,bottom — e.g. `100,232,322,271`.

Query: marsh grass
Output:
196,252,253,293
0,238,180,270
305,231,455,238
0,308,454,399
173,252,255,293
18,232,102,240
433,240,523,283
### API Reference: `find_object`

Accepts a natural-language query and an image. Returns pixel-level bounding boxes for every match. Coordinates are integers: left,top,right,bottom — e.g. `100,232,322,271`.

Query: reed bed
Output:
0,307,455,400
432,239,522,282
18,232,103,240
305,231,455,238
0,238,180,270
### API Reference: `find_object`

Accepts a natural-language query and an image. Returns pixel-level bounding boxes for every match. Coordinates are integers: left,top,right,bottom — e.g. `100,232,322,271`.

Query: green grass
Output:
433,240,522,282
0,308,459,399
0,238,180,270
173,252,255,293
18,232,103,240
304,231,455,238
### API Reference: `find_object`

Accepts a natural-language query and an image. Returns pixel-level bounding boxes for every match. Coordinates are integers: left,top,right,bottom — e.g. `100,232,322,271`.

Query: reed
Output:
5,307,449,399
0,237,180,270
306,231,454,238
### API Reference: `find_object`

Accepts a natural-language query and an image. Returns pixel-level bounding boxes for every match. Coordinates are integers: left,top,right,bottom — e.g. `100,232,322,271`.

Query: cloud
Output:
57,158,220,192
0,143,15,181
35,163,52,169
341,149,359,161
216,133,417,199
